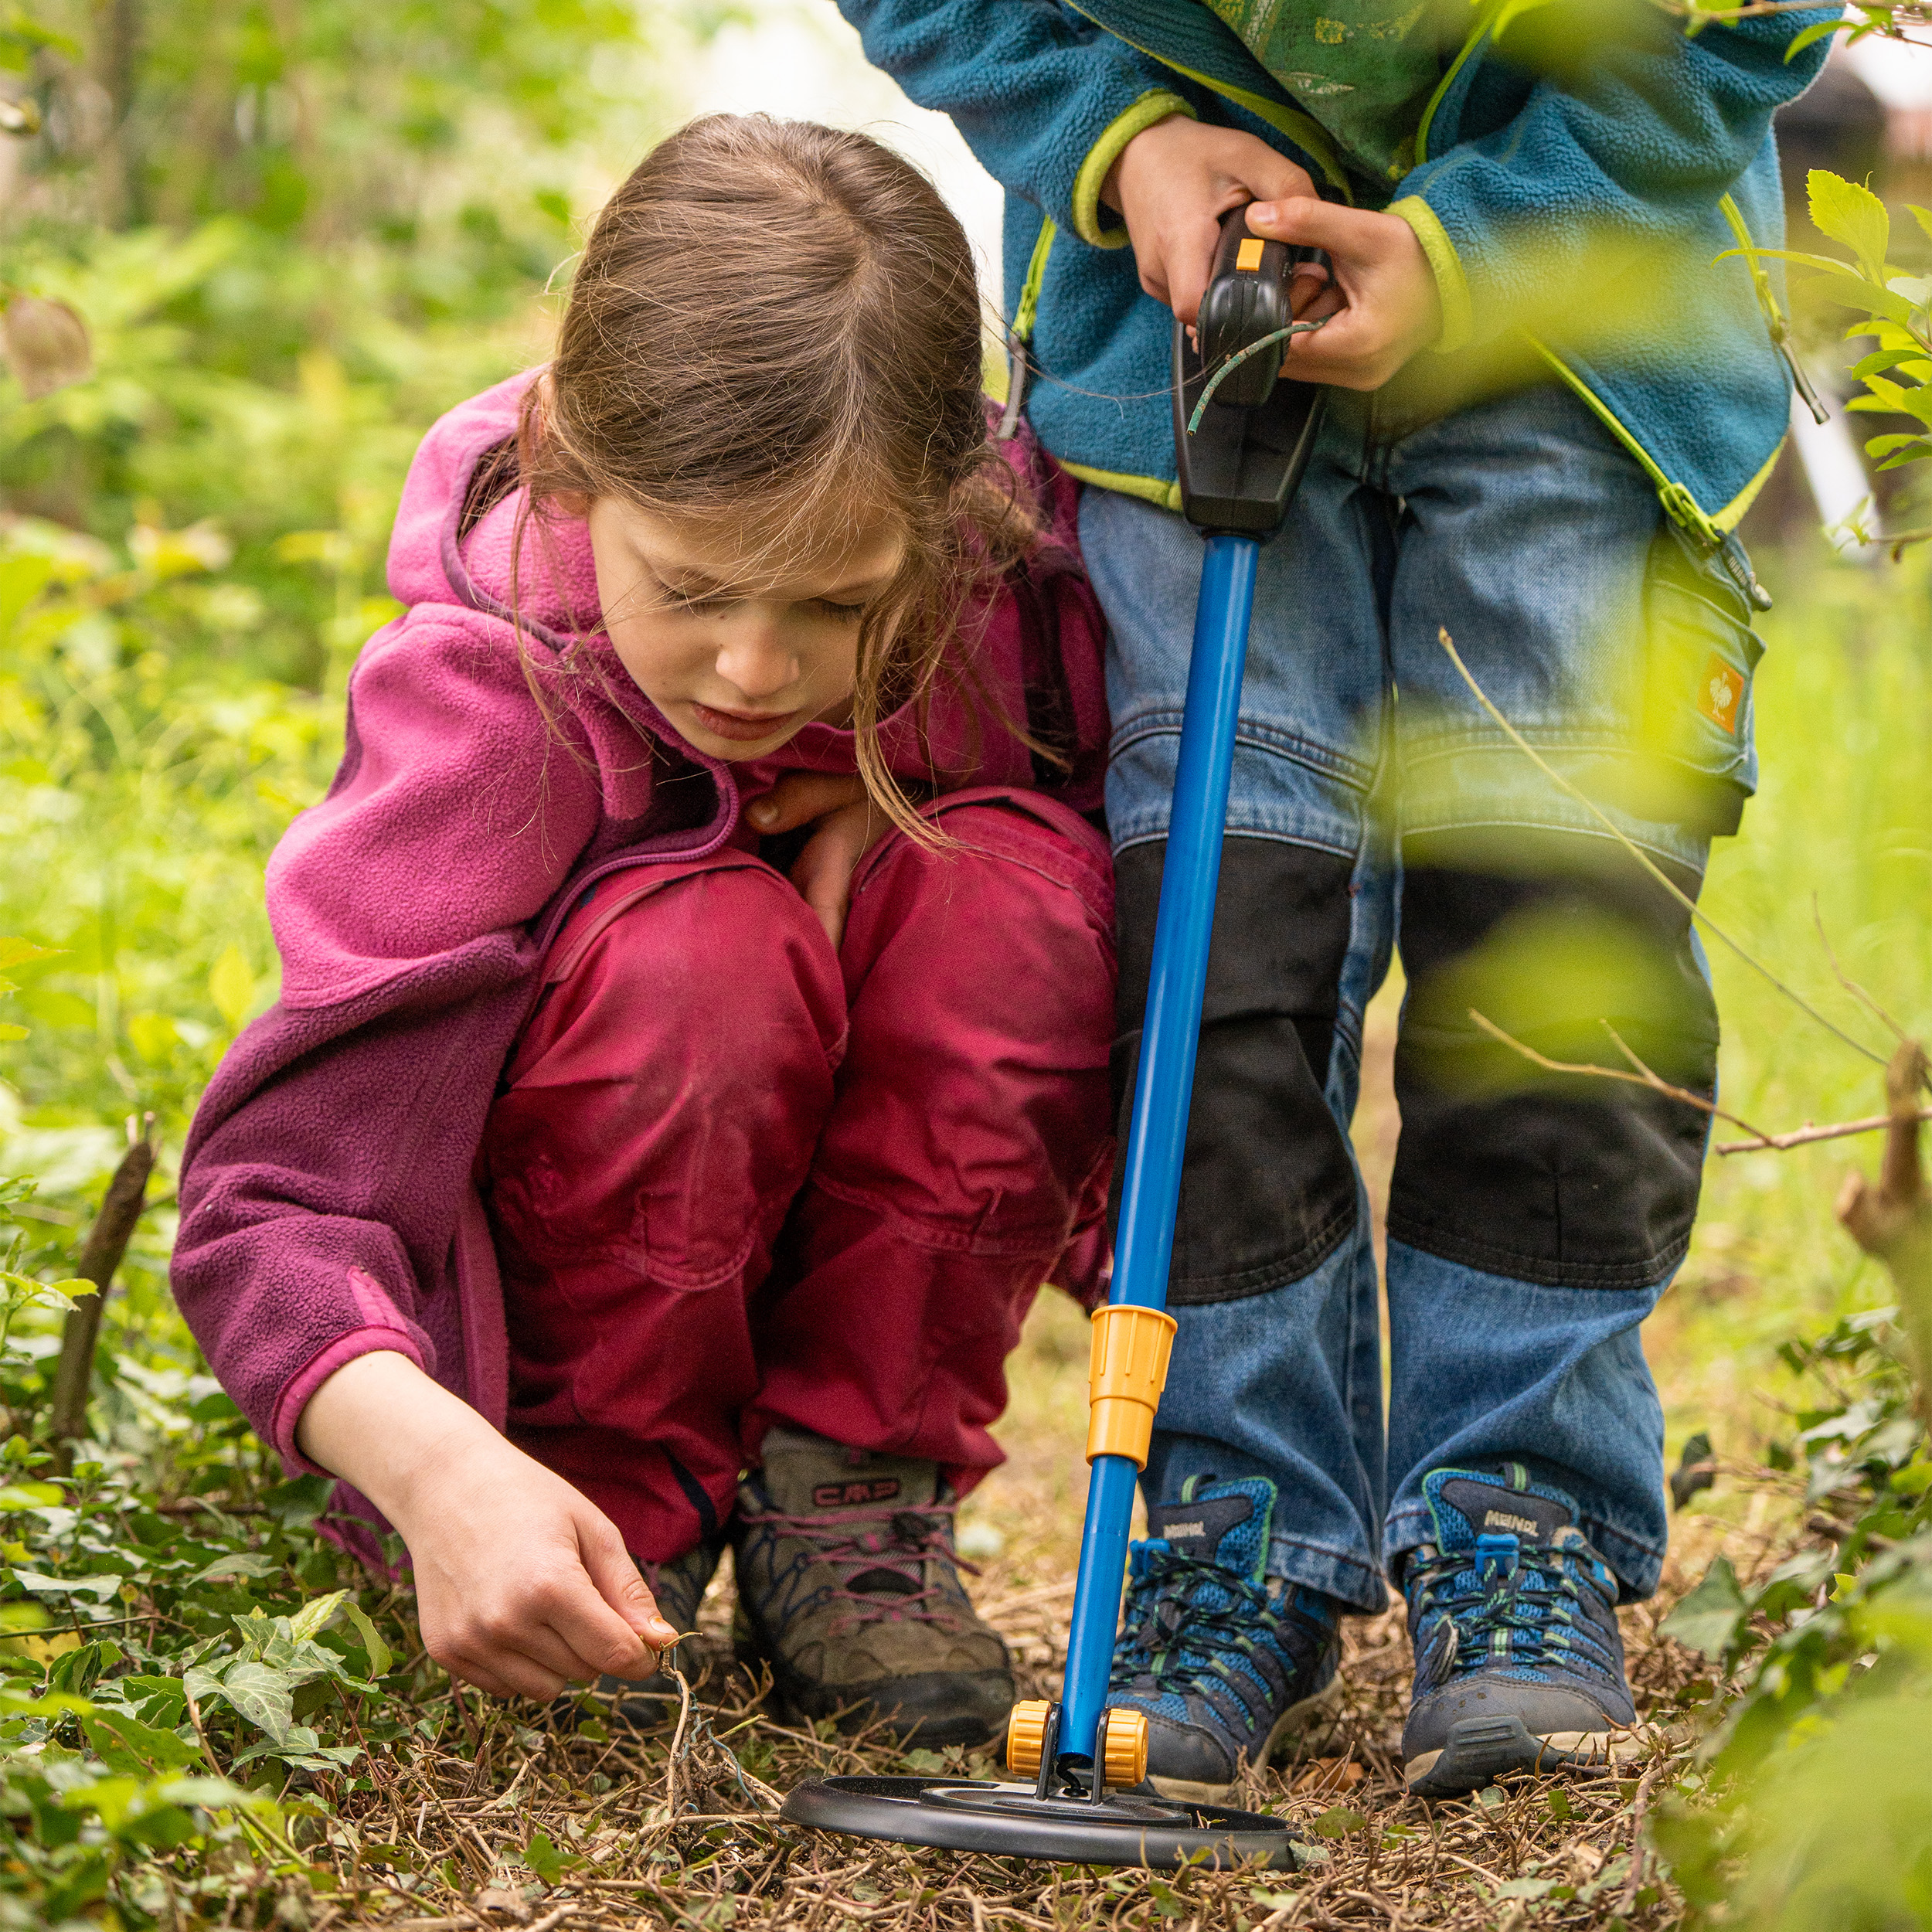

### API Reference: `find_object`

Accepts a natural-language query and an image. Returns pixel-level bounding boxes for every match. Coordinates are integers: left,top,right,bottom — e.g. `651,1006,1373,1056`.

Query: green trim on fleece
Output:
1012,217,1058,343
1387,196,1474,352
1065,0,1353,197
1073,90,1196,247
1058,457,1184,512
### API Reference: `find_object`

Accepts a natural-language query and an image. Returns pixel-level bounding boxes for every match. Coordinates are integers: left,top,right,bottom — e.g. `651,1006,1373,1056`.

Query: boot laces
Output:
739,1498,978,1632
1109,1547,1302,1699
1407,1534,1618,1689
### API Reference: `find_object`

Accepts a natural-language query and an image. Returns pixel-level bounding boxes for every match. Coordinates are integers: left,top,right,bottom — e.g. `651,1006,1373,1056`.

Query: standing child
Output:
172,114,1119,1749
840,0,1832,1794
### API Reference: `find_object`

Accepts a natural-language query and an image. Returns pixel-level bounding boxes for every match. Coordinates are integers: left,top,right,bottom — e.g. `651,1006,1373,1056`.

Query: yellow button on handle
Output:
1005,1699,1052,1777
1100,1705,1150,1789
1235,235,1265,272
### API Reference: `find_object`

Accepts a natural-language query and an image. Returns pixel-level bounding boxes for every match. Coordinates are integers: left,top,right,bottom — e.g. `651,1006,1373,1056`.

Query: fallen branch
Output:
50,1114,155,1468
1838,1041,1932,1417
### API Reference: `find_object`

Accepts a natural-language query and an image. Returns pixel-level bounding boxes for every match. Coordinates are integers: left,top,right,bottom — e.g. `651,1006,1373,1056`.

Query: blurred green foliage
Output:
2,0,1930,1919
0,1,719,1917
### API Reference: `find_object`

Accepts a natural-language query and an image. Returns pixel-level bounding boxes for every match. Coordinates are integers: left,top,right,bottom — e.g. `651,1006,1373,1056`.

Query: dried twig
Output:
1439,628,1888,1069
1468,1010,1772,1139
1811,896,1916,1053
1716,1105,1932,1155
50,1113,155,1464
1470,1009,1932,1158
1838,1041,1932,1415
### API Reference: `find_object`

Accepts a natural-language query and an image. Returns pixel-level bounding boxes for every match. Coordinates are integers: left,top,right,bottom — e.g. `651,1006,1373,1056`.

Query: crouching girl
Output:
171,115,1117,1749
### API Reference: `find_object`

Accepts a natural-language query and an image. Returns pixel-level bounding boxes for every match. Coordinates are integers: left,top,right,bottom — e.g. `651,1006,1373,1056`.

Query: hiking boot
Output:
576,1539,723,1726
1401,1464,1644,1798
1104,1474,1342,1801
730,1425,1012,1747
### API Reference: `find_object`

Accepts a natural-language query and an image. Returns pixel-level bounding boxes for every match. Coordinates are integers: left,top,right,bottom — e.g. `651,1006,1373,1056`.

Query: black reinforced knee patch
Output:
1389,828,1718,1289
1112,836,1358,1304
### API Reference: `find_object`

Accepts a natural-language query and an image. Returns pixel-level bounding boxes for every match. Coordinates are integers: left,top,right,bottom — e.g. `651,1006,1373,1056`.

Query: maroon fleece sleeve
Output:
171,611,601,1464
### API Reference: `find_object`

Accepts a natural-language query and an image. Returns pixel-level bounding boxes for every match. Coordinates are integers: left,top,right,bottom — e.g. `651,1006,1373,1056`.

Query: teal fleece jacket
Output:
838,0,1839,542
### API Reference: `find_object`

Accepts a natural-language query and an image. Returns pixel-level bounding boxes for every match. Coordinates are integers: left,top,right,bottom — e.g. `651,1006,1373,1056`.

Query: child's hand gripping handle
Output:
1172,206,1329,537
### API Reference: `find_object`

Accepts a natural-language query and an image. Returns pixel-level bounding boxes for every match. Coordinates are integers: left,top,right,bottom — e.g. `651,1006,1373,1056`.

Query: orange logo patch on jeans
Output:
1697,653,1742,734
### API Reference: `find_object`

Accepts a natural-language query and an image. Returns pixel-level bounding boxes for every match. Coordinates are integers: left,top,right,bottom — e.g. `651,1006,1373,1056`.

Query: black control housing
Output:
1173,207,1328,537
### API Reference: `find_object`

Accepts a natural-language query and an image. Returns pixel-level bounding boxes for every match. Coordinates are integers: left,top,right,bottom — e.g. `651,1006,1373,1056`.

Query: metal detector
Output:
781,209,1328,1869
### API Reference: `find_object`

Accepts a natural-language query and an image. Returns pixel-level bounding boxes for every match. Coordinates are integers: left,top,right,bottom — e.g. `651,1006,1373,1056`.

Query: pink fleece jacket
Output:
171,371,1110,1481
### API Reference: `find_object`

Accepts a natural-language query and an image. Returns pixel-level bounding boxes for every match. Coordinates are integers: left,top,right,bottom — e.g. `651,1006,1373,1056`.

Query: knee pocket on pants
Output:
1389,832,1718,1288
1112,836,1359,1304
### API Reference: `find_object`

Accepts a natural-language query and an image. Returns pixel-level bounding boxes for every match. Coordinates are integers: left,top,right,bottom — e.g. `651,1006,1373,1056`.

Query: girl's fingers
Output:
577,1512,680,1655
447,1651,569,1702
745,771,867,835
790,801,879,950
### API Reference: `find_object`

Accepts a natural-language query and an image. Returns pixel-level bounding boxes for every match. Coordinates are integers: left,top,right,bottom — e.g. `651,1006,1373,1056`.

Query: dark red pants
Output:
479,793,1116,1561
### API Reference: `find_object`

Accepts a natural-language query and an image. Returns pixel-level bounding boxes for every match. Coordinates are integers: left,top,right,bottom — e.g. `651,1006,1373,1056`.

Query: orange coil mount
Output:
1005,1699,1051,1777
1085,1304,1178,1469
1100,1706,1150,1788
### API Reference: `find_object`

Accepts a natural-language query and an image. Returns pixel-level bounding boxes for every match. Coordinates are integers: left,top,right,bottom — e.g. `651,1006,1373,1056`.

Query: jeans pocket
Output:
1628,521,1764,838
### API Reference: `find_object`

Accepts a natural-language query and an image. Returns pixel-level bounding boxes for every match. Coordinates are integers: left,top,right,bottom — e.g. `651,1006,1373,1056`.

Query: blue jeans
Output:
1083,383,1760,1611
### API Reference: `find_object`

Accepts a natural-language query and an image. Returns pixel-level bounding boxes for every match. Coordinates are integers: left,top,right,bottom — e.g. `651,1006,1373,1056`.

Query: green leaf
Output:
524,1829,583,1884
286,1587,349,1645
208,944,255,1033
0,1482,63,1510
0,1022,26,1043
1659,1553,1748,1659
9,1570,125,1602
0,937,59,972
1311,1806,1367,1838
208,1659,297,1745
185,1550,282,1586
1810,170,1892,278
339,1599,394,1679
1784,18,1841,58
82,1708,202,1772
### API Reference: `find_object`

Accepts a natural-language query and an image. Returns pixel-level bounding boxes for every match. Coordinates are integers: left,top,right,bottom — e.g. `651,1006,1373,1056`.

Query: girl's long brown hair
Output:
513,112,1039,838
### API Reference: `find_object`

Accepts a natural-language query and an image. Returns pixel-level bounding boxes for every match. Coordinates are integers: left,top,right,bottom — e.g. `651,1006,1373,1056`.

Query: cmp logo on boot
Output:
813,1478,903,1508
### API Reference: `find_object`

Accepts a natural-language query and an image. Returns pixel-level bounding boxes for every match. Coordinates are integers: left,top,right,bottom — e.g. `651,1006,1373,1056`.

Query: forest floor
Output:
308,992,1794,1932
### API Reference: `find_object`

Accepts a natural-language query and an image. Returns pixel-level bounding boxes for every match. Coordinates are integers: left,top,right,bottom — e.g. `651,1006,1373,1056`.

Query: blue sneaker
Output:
1105,1475,1342,1800
1401,1465,1645,1798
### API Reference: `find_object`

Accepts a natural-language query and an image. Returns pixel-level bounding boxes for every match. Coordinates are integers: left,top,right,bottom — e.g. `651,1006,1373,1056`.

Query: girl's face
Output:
585,495,906,761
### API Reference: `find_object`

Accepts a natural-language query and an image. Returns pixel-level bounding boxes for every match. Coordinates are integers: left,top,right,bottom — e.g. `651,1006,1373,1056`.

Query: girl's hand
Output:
1102,117,1318,327
747,772,892,950
1243,198,1442,390
297,1351,677,1699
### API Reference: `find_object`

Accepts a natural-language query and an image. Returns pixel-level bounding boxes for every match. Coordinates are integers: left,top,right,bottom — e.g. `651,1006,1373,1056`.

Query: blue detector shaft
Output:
1056,209,1328,1773
778,213,1331,1864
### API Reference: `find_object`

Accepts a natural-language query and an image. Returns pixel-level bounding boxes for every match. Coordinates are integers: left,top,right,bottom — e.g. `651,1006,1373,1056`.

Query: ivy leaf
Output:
1810,170,1892,281
82,1709,201,1774
183,1552,281,1587
1659,1553,1748,1659
286,1589,349,1645
10,1570,125,1603
338,1600,394,1679
208,1661,297,1745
